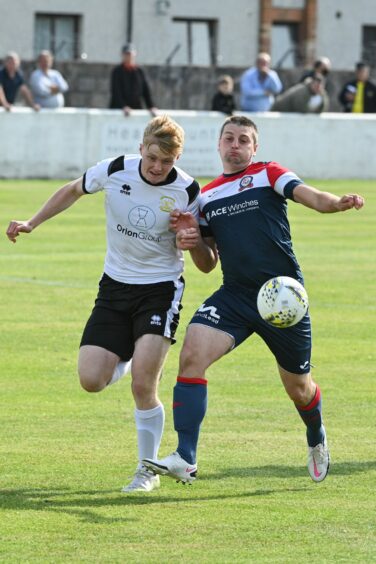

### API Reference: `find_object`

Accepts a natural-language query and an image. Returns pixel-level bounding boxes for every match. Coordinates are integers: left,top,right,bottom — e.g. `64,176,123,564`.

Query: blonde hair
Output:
143,115,185,156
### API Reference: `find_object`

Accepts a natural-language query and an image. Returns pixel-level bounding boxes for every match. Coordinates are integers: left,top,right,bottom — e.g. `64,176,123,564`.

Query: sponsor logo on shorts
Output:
195,304,220,324
150,315,162,326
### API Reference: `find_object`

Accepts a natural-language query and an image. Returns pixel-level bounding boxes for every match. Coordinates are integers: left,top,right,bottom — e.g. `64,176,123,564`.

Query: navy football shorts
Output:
80,273,184,361
190,284,312,374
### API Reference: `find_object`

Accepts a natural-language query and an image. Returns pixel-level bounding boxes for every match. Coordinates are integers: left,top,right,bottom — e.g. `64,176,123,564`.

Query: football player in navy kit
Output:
143,115,364,485
6,115,201,493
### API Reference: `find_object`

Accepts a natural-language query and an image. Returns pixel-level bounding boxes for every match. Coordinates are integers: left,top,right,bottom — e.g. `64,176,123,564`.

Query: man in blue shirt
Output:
143,115,365,486
240,52,282,112
0,52,39,111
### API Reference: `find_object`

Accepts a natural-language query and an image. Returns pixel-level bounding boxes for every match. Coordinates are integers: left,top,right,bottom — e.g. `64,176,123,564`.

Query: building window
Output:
362,26,376,68
34,14,81,60
171,18,218,66
271,23,300,68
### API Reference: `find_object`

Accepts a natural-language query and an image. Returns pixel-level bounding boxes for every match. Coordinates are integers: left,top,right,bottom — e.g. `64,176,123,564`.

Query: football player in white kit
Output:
6,115,200,492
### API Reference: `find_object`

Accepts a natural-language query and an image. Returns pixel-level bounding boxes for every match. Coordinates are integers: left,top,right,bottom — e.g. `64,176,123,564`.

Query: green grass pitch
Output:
0,178,375,562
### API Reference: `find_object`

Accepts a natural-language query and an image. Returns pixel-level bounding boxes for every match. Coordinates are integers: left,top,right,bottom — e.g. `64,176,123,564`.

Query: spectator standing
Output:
271,75,329,113
110,43,157,116
30,51,69,108
211,75,236,115
338,62,376,113
0,52,39,111
300,57,331,83
240,52,282,112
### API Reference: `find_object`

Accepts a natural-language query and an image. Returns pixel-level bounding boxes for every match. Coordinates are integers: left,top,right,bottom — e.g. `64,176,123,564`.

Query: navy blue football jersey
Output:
199,161,304,293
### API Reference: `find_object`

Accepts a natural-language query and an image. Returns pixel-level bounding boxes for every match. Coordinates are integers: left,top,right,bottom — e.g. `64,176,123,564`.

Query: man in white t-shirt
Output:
6,115,200,492
30,50,69,108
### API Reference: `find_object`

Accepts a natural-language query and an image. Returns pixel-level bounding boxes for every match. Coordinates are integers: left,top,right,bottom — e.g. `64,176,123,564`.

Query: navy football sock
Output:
295,385,325,447
173,377,208,465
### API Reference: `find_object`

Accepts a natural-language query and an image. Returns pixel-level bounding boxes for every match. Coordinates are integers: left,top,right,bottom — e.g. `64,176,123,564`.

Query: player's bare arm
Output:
169,209,198,232
170,209,218,272
190,236,218,273
6,177,84,243
293,184,365,213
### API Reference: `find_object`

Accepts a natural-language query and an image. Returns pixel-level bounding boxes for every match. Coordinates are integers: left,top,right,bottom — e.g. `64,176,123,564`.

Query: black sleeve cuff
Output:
82,172,91,194
284,179,302,201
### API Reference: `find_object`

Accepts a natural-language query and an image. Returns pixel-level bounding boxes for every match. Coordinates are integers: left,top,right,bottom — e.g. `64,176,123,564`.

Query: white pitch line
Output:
0,275,90,289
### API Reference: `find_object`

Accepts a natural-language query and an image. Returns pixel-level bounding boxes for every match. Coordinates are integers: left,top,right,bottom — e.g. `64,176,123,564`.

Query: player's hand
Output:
123,106,132,116
176,227,199,250
336,194,365,211
6,220,33,243
169,210,198,233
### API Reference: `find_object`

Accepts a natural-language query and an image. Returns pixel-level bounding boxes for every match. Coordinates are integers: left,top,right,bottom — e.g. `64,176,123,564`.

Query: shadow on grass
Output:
205,459,376,480
0,485,305,523
0,460,374,523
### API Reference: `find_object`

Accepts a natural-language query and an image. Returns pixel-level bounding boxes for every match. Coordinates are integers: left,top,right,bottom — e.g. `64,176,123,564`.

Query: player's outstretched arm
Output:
293,184,365,213
6,177,85,243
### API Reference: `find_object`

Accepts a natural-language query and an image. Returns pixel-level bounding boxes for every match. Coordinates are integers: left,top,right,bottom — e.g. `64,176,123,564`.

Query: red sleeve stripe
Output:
265,161,290,187
299,385,321,412
201,176,227,193
177,376,208,385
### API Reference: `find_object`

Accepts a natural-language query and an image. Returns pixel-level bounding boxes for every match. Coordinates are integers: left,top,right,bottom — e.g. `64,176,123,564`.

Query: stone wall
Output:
19,60,364,112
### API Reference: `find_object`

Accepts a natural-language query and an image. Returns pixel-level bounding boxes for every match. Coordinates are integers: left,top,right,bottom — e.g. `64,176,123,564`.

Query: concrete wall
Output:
0,0,128,63
1,0,376,68
317,0,376,70
0,0,260,66
1,108,375,179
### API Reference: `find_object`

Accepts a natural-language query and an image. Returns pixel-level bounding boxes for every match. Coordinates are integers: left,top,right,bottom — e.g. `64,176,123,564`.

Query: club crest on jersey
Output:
159,196,176,212
120,184,132,195
238,176,253,191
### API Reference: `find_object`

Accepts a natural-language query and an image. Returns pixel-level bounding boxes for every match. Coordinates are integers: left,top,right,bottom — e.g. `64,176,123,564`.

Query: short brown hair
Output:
143,115,185,156
220,115,258,144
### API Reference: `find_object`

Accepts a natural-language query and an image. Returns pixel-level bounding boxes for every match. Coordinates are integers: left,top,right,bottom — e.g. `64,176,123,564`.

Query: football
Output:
257,276,309,328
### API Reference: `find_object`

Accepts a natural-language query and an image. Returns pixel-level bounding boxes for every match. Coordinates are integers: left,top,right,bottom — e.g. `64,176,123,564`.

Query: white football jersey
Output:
83,155,200,284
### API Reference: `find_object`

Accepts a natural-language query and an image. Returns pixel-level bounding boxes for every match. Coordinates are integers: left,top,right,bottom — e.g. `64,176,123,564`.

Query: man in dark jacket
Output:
338,62,376,113
211,75,236,115
0,52,39,111
109,43,157,116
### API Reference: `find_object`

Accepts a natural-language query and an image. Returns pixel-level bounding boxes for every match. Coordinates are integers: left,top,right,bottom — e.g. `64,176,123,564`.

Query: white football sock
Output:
135,404,165,468
107,360,132,386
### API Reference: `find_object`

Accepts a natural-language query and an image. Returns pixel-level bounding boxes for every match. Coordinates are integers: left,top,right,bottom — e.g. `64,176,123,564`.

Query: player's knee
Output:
78,368,106,393
179,340,201,374
286,382,312,405
131,378,154,402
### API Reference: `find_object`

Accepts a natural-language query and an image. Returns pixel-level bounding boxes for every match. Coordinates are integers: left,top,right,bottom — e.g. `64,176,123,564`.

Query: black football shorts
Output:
80,273,185,361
